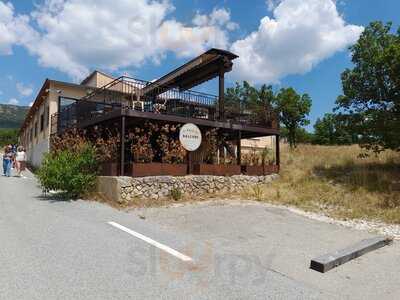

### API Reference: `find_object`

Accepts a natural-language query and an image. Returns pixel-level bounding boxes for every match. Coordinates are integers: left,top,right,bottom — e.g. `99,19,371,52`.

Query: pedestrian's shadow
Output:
35,192,74,203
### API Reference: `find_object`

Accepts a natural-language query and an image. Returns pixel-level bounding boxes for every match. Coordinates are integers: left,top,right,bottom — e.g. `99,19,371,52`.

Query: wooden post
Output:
218,69,225,121
120,115,126,176
187,151,192,175
236,130,241,166
276,134,280,172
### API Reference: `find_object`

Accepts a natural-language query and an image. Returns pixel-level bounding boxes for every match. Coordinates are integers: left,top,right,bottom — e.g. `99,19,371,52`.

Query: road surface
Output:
0,162,399,299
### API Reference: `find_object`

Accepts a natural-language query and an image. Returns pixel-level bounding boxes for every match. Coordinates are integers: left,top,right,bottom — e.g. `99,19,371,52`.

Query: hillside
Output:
0,104,29,129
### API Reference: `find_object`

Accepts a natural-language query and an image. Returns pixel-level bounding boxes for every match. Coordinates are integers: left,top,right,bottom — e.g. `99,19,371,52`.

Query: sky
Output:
0,0,399,130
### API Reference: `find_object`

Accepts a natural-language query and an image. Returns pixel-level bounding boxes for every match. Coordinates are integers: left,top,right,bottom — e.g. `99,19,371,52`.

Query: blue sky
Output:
0,0,399,130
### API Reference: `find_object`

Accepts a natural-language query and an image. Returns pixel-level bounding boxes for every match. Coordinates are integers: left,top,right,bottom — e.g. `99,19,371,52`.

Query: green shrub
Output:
37,145,98,198
170,187,183,201
0,128,18,147
251,184,264,201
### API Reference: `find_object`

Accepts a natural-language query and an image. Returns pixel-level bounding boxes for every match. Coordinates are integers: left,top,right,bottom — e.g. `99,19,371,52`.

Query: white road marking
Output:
107,221,193,262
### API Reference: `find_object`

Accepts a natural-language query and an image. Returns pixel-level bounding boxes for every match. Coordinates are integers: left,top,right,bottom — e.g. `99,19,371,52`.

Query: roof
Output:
80,70,115,86
19,79,88,133
141,48,238,95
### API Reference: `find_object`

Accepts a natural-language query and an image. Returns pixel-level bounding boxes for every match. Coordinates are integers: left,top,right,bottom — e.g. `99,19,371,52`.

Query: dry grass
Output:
253,144,400,223
89,144,400,223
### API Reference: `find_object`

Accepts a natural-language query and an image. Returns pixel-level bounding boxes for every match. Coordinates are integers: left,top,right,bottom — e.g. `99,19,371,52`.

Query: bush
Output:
0,128,18,147
251,184,264,201
170,187,183,201
37,145,98,198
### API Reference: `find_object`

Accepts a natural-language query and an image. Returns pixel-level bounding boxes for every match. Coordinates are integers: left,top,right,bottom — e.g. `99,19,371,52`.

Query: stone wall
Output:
96,174,279,204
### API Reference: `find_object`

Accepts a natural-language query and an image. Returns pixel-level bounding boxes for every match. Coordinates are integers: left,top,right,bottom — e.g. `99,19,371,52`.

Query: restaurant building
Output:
19,49,280,176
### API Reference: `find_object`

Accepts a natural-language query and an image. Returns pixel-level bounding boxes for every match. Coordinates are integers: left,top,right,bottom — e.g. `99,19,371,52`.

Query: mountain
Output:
0,104,29,129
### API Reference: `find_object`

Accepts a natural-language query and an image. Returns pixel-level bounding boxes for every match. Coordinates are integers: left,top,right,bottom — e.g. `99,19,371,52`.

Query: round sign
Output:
179,123,202,151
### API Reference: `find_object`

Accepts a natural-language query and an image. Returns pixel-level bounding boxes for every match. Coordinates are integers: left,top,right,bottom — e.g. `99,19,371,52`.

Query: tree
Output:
336,21,400,153
275,88,312,148
225,82,312,148
280,127,314,144
313,113,358,145
247,84,275,125
0,129,18,147
225,81,275,125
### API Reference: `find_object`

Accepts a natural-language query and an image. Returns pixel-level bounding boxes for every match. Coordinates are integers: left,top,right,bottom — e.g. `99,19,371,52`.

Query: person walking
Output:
2,145,7,176
15,146,27,177
2,145,13,177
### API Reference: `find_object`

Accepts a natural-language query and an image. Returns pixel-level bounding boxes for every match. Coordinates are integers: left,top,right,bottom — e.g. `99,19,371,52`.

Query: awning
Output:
141,48,238,96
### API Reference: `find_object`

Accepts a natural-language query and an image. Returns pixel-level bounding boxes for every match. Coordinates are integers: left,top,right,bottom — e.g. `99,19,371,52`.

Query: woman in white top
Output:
15,146,27,177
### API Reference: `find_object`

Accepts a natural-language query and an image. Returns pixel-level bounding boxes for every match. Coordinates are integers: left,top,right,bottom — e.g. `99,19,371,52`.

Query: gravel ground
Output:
281,205,400,240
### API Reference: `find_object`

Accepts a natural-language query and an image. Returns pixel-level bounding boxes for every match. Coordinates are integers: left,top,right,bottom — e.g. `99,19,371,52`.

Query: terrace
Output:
52,75,279,136
50,48,280,176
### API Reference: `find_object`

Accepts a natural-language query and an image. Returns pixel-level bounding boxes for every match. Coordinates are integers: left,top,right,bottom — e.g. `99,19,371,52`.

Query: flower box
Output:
128,163,187,177
193,163,241,176
241,164,279,175
99,162,119,176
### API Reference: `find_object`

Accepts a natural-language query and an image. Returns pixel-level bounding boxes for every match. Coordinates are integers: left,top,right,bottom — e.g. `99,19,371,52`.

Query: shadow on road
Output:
34,192,73,203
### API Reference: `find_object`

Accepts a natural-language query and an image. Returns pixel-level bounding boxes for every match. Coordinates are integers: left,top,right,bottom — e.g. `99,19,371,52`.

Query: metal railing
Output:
82,76,218,120
51,100,122,134
52,76,279,134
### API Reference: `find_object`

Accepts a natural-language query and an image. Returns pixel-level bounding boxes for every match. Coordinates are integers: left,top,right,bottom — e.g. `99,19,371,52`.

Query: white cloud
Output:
7,98,18,105
0,1,36,55
266,0,281,11
16,82,33,97
193,8,238,31
157,8,237,58
28,101,34,107
1,0,362,86
17,0,235,80
157,20,229,58
0,1,14,54
23,0,173,80
230,0,363,83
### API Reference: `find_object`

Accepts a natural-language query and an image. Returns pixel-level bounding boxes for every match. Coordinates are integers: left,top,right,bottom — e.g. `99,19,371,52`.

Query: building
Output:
20,48,280,174
19,71,115,167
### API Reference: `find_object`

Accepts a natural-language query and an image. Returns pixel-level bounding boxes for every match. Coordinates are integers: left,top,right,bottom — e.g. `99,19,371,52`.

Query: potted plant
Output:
241,147,278,175
128,127,157,177
157,124,187,176
193,129,241,176
127,123,187,177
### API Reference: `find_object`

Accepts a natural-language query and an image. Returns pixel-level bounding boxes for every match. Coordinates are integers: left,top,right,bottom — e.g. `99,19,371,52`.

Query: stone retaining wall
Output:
96,174,279,204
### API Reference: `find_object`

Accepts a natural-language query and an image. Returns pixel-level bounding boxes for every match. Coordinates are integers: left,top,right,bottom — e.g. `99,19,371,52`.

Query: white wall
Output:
28,137,50,168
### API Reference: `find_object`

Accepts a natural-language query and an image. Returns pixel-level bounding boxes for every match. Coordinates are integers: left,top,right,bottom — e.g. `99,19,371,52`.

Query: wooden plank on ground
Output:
310,236,393,273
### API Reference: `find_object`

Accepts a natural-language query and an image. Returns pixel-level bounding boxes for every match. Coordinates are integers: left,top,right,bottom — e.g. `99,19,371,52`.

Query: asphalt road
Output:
1,163,399,299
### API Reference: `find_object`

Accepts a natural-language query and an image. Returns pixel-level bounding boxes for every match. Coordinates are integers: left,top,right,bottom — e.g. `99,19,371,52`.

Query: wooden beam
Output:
120,115,126,176
236,130,241,166
310,237,392,273
218,68,225,121
77,108,279,137
276,135,280,172
78,109,122,128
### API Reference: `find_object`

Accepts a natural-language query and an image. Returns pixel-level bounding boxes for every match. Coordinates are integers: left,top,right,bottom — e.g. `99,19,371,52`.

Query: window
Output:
46,106,50,127
34,122,38,137
30,128,33,141
40,113,44,132
59,97,77,111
